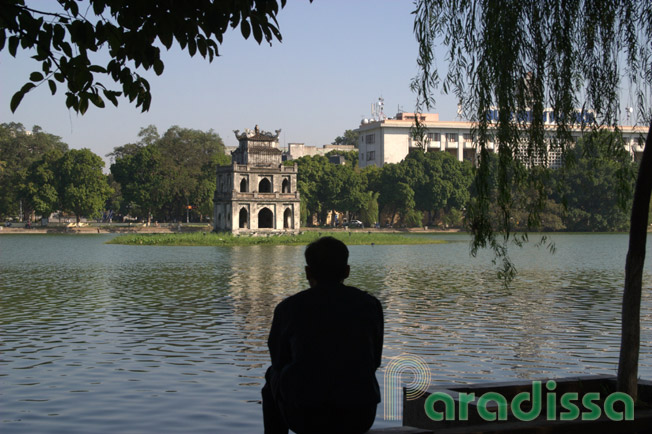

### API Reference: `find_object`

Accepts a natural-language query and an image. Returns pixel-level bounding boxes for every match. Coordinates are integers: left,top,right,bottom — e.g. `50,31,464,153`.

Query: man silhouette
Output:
262,237,384,434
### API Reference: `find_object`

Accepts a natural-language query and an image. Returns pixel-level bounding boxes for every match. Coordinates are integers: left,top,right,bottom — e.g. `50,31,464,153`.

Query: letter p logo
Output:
383,354,431,420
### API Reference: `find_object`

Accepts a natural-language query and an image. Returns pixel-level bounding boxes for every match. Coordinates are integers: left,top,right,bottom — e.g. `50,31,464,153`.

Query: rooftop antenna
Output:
371,97,386,121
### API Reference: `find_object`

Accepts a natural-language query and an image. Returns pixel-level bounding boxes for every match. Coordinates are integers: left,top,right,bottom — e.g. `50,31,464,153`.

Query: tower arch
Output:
258,207,274,228
283,208,292,229
258,177,271,193
239,207,248,229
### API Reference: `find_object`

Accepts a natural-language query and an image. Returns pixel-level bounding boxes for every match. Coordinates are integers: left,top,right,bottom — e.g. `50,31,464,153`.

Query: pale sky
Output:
0,0,459,165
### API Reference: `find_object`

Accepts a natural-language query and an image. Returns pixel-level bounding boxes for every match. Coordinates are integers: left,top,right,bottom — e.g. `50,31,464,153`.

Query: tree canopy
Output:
554,131,636,232
0,122,68,219
2,0,298,113
57,148,112,223
109,125,229,222
332,129,359,148
292,150,473,228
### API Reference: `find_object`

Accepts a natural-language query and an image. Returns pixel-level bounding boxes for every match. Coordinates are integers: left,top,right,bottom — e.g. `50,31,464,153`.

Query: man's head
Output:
304,236,350,286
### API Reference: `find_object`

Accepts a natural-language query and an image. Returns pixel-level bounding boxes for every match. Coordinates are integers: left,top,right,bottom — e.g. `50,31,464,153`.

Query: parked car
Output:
348,219,364,228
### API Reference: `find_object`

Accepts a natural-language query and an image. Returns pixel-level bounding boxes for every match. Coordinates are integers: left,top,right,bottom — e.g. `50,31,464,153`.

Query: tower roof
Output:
232,125,283,165
233,125,281,142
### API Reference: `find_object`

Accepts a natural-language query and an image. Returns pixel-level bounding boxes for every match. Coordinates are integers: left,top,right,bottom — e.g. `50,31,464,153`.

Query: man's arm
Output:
267,300,290,370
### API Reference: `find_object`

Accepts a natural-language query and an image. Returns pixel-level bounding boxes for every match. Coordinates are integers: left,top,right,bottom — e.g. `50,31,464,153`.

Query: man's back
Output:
268,282,383,409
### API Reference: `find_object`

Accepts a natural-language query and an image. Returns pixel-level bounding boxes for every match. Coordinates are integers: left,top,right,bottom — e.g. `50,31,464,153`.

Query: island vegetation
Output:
106,231,446,247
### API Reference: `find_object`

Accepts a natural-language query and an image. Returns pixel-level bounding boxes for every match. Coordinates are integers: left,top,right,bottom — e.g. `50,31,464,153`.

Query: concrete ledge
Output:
368,428,432,434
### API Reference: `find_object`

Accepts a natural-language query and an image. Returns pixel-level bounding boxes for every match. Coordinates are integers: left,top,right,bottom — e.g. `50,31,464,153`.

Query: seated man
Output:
262,236,384,434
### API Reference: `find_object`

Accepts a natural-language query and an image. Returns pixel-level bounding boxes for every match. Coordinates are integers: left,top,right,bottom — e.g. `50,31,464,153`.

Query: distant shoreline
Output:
0,224,462,236
3,225,646,237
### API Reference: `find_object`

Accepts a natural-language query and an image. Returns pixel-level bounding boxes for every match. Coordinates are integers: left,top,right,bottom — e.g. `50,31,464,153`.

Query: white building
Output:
356,111,647,168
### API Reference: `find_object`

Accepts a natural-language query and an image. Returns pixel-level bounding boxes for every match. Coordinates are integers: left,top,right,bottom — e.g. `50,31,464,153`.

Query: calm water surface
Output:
1,233,651,432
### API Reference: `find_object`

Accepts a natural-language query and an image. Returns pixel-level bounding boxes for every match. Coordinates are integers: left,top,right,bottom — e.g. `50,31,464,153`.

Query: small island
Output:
106,231,447,247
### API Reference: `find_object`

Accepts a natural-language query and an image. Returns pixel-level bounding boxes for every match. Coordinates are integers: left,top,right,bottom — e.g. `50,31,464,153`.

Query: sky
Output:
0,0,460,166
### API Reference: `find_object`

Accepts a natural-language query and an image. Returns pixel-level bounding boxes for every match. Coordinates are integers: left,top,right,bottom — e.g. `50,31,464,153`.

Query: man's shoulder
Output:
277,284,380,307
276,288,310,308
341,284,381,304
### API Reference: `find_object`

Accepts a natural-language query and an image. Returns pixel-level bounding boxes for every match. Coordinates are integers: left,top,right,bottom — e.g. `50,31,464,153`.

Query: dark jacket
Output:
267,283,383,409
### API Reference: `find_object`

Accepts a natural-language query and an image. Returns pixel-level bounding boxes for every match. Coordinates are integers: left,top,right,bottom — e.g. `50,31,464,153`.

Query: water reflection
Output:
223,245,305,370
0,234,651,432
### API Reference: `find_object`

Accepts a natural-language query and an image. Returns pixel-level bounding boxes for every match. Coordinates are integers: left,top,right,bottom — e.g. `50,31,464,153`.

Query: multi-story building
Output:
356,111,647,168
213,126,300,234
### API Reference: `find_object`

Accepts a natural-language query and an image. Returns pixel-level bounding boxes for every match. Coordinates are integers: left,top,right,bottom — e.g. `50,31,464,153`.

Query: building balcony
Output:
215,191,300,201
230,163,298,173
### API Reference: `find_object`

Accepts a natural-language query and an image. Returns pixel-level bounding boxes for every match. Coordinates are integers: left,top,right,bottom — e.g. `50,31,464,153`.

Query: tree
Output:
3,1,300,113
331,164,366,217
359,191,379,227
22,148,65,218
554,131,636,231
0,122,68,219
326,149,359,168
405,150,472,224
294,155,328,225
317,162,345,225
156,126,227,221
57,148,112,223
105,173,122,220
109,125,228,222
110,144,165,224
332,129,360,148
377,163,418,225
413,0,652,399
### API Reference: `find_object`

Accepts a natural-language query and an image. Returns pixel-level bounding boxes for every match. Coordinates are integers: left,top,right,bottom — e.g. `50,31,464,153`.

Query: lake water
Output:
1,233,651,432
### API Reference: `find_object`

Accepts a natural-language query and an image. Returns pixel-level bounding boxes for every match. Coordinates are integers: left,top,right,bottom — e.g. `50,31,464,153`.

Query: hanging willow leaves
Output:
412,0,652,400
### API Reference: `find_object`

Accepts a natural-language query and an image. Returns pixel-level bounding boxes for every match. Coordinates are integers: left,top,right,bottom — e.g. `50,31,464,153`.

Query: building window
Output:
258,207,274,229
447,133,458,142
366,134,375,144
427,132,440,141
239,208,248,229
283,208,292,229
463,133,472,142
366,151,375,161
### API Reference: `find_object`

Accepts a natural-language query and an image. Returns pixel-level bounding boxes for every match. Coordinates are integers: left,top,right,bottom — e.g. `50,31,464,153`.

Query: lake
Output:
1,233,651,432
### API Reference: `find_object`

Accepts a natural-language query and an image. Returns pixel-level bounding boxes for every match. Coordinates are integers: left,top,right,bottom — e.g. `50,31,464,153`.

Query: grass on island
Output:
106,231,447,247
